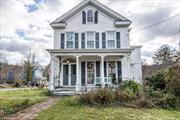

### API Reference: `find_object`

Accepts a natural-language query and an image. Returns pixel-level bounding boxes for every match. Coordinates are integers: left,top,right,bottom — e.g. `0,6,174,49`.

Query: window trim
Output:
86,31,95,49
65,32,75,49
106,31,116,49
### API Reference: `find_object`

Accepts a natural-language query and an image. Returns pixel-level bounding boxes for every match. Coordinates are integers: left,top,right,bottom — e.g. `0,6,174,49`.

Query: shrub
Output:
78,91,95,105
156,93,177,109
114,90,133,104
119,80,141,95
13,80,21,87
165,67,180,97
145,71,166,91
78,89,114,105
135,97,154,108
144,87,163,98
93,89,114,105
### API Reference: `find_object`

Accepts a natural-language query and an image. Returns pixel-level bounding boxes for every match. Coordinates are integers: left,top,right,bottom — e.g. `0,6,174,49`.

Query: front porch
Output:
48,49,131,95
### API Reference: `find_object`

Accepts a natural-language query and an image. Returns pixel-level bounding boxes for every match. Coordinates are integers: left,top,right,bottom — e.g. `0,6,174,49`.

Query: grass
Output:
35,97,180,120
0,89,49,117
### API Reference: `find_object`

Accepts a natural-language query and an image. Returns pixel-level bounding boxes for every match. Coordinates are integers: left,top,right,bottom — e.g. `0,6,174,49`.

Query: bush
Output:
144,87,163,98
135,97,154,108
114,90,133,104
93,89,114,105
146,71,166,91
78,91,95,105
154,93,177,109
13,80,22,87
78,89,114,105
119,80,141,95
165,66,180,97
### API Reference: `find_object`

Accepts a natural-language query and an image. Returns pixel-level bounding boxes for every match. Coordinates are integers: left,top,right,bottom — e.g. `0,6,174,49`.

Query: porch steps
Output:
53,87,77,96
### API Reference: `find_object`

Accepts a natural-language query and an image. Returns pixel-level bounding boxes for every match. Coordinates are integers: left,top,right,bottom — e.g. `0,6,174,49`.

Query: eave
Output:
47,49,131,54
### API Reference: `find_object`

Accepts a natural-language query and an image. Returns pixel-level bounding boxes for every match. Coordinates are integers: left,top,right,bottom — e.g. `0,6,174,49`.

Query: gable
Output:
50,0,131,25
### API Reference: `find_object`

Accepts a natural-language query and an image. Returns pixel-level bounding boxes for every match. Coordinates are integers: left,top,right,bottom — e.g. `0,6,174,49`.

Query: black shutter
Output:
102,32,106,48
94,10,98,24
116,32,120,48
75,33,79,48
81,33,85,48
61,33,64,49
82,11,86,24
81,62,86,86
96,61,100,77
104,61,107,77
117,61,122,83
95,32,99,48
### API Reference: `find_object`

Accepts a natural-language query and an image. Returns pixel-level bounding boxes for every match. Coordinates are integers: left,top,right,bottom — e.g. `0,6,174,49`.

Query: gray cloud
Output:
0,38,30,55
131,6,180,41
142,50,153,58
45,0,62,12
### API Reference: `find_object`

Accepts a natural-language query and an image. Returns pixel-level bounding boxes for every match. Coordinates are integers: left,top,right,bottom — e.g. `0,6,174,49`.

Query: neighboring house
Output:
0,64,25,84
48,0,142,95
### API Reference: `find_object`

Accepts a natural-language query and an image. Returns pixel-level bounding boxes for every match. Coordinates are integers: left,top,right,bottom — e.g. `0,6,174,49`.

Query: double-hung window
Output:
86,32,95,48
107,31,115,48
66,32,74,48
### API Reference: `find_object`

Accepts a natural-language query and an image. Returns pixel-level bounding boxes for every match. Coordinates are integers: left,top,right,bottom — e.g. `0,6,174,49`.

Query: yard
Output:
35,97,180,120
0,89,49,117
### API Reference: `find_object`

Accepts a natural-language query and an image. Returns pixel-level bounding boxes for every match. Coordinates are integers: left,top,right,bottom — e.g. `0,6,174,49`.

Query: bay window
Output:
107,31,115,48
86,32,95,48
66,32,74,48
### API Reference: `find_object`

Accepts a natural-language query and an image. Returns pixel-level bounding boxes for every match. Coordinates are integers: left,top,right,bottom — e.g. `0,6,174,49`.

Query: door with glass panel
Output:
86,62,95,84
107,61,117,84
63,64,76,86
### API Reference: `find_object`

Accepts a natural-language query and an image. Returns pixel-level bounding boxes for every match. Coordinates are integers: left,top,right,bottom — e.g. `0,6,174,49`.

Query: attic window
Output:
87,10,93,23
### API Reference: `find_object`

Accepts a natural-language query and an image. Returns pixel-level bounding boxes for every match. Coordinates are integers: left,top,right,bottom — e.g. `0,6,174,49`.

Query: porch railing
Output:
94,77,112,86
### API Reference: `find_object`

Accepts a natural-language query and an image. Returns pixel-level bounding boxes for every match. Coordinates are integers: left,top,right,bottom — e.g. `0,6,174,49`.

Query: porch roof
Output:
47,49,131,54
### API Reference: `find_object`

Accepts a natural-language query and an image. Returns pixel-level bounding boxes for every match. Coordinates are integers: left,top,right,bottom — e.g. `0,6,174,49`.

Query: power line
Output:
131,13,180,33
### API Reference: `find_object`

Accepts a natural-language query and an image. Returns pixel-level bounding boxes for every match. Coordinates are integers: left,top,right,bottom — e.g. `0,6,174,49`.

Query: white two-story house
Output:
48,0,142,95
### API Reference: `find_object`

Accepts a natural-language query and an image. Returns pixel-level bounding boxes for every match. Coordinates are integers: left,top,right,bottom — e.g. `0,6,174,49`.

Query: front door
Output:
86,62,95,84
63,64,76,86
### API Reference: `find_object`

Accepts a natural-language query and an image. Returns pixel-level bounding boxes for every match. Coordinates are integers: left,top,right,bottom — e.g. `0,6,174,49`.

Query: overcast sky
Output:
0,0,180,65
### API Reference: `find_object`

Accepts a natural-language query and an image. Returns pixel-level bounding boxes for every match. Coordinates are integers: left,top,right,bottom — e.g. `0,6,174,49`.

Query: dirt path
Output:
3,97,59,120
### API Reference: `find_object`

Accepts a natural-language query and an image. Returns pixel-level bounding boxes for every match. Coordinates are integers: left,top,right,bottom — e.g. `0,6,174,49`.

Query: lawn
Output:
35,97,180,120
0,89,49,117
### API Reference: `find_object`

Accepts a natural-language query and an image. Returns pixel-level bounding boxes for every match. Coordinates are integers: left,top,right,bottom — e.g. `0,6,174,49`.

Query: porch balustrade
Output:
94,77,112,86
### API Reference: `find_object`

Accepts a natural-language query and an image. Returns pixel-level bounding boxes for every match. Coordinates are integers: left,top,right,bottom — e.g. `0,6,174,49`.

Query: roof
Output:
50,0,131,24
47,48,131,54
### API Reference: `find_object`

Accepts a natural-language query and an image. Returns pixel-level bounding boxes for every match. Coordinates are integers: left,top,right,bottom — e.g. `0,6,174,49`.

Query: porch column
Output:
127,56,131,80
76,56,81,92
101,55,105,87
49,55,54,91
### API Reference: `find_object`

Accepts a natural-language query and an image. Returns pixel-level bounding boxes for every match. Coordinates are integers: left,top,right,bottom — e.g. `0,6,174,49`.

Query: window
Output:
66,32,74,48
94,10,98,24
107,31,115,48
86,32,94,48
82,11,86,24
87,10,93,23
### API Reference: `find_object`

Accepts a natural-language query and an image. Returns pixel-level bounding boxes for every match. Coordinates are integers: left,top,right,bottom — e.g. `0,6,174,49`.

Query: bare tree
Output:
0,52,8,71
153,44,174,65
23,49,35,83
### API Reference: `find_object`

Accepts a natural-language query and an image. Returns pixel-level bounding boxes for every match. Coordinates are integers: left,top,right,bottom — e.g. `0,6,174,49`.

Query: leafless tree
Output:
23,49,35,83
153,44,174,65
